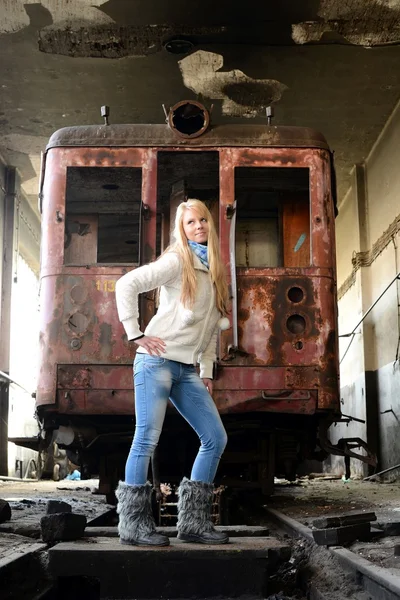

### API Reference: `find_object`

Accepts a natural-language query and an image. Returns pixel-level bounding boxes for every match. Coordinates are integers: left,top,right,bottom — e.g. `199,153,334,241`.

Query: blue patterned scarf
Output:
188,240,209,269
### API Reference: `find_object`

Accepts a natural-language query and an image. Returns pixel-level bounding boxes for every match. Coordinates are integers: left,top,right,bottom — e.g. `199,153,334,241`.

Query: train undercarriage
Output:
30,410,347,505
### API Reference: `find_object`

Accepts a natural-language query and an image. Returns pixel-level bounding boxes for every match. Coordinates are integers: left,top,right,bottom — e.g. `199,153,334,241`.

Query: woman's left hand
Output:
202,378,213,395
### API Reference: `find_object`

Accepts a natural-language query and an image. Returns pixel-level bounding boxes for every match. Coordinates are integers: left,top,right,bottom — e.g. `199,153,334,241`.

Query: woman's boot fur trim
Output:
177,477,229,544
115,481,169,546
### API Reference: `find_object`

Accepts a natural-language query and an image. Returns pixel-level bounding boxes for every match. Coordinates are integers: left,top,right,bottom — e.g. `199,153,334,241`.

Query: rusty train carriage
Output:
34,103,368,499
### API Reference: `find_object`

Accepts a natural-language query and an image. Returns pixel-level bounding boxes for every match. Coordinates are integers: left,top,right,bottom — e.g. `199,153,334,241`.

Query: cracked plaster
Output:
179,51,287,118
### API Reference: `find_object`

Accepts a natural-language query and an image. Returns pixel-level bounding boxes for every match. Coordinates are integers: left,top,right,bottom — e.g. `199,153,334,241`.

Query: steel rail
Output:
265,507,400,600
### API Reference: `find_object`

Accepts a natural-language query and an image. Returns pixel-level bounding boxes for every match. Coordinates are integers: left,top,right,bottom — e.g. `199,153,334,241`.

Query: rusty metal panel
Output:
213,391,317,415
213,366,319,414
227,274,335,366
57,390,134,415
46,125,330,152
41,150,66,272
217,147,339,414
38,144,339,421
282,195,310,267
310,150,335,269
57,365,133,389
218,272,338,410
214,366,320,390
37,147,157,408
37,270,137,407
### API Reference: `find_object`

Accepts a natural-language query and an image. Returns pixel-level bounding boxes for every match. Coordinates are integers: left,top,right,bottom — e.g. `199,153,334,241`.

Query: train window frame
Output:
234,166,311,269
156,150,220,254
64,166,143,266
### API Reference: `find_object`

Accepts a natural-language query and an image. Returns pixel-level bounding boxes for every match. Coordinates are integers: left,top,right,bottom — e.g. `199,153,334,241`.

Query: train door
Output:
218,153,315,368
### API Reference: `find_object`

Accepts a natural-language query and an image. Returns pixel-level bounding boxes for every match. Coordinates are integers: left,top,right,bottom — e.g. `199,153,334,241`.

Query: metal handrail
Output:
228,200,238,350
0,370,34,396
339,270,400,364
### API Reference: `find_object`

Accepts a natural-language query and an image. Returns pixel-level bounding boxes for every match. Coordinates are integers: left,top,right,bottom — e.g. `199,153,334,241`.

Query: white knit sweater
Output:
115,251,223,379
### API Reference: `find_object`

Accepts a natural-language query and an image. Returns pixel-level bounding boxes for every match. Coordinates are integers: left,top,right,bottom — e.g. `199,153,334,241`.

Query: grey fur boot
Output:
177,477,229,544
115,481,169,546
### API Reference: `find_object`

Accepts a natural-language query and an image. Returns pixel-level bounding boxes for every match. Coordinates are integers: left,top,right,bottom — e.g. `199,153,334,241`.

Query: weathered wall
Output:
330,175,369,477
364,100,400,471
0,158,5,325
1,167,41,477
8,253,40,479
18,194,41,276
332,97,400,477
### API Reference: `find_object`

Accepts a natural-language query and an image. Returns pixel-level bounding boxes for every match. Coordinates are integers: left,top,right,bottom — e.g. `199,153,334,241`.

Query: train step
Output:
48,535,291,599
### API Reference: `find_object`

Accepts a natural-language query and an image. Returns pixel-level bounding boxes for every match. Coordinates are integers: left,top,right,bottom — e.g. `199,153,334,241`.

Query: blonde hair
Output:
166,199,229,316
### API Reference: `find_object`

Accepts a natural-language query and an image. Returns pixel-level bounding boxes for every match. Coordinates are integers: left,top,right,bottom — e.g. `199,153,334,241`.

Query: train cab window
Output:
157,151,219,252
64,167,142,265
234,167,310,267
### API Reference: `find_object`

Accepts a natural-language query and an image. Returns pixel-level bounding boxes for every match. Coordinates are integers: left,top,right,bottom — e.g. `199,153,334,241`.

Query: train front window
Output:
234,167,310,268
64,167,142,265
157,151,219,253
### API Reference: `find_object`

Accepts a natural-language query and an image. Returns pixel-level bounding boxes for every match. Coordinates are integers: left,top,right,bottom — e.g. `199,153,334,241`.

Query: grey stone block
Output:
376,520,400,536
312,511,376,530
0,499,11,523
46,500,72,514
312,522,371,546
40,513,87,542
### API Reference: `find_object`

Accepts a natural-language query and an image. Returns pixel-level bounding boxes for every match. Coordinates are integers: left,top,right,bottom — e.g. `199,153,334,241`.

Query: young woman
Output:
115,199,230,547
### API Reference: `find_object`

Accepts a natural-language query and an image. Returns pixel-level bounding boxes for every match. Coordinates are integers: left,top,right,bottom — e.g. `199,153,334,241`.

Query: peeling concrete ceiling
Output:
1,0,400,217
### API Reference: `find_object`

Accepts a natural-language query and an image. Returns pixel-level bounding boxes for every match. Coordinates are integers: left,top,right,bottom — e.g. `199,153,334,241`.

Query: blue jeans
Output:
125,354,228,485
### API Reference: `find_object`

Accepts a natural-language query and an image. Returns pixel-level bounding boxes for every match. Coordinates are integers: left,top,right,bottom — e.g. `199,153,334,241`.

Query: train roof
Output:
46,124,330,151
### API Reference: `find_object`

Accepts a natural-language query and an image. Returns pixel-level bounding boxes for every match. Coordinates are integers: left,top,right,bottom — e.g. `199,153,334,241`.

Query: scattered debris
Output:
312,522,371,546
0,499,11,523
46,500,72,514
56,486,92,492
312,511,377,530
375,520,400,536
308,473,342,480
65,469,81,481
312,511,377,546
40,513,87,542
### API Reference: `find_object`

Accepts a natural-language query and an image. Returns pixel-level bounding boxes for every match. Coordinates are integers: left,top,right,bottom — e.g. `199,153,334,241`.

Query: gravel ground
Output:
268,476,400,524
0,478,112,560
1,475,400,571
1,476,399,599
267,476,400,579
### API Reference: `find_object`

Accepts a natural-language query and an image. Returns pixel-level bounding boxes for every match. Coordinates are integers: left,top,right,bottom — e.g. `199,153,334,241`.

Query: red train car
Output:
34,101,374,500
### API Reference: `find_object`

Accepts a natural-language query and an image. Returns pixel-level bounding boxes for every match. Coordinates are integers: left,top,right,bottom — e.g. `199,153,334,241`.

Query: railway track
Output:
3,506,400,600
44,510,400,599
265,508,400,600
